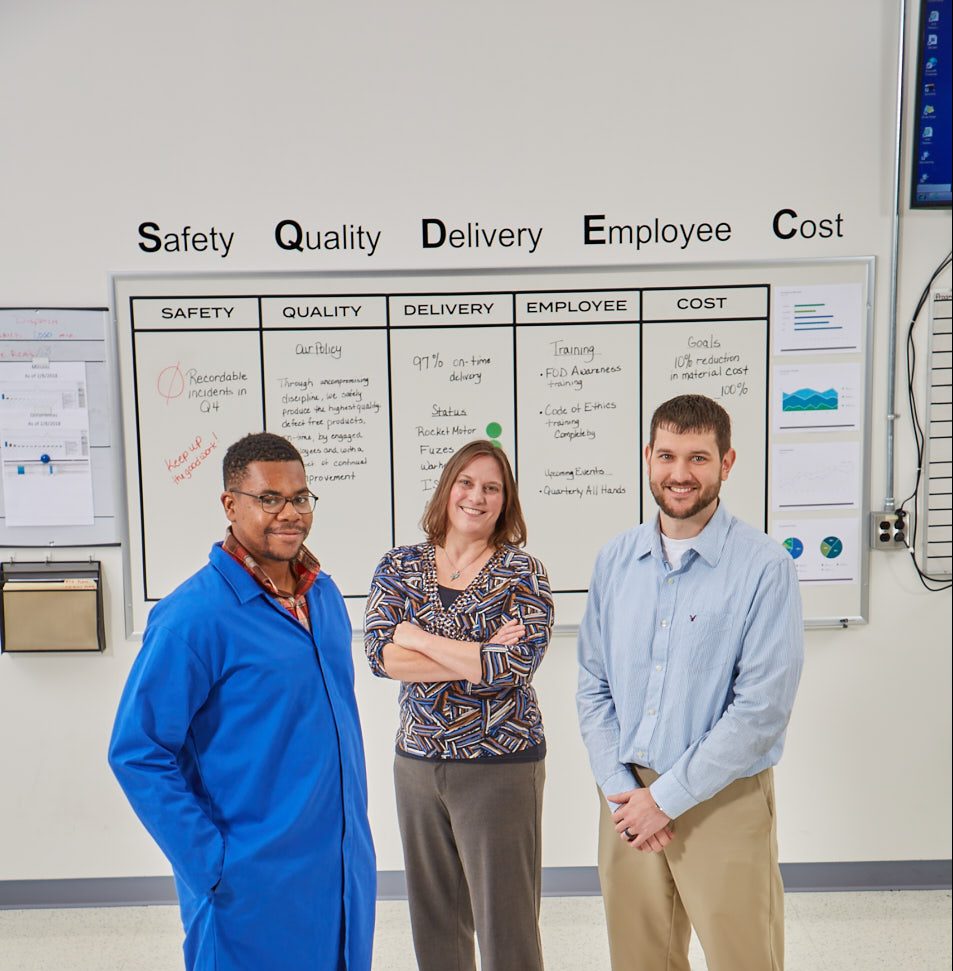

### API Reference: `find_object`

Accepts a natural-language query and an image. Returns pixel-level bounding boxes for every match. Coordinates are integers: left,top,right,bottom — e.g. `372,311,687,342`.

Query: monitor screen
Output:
911,0,952,208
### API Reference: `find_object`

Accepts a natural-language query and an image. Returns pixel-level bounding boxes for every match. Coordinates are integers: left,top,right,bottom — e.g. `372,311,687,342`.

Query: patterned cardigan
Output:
364,543,555,760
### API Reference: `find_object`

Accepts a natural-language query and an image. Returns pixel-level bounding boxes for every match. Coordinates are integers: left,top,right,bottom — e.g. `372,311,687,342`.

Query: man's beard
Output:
650,478,721,520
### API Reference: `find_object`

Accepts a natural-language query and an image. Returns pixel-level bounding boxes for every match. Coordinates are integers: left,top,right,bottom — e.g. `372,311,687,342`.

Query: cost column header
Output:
641,286,768,321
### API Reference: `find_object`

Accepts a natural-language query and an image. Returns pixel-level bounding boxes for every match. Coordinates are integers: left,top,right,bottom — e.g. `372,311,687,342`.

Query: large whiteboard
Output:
114,260,872,632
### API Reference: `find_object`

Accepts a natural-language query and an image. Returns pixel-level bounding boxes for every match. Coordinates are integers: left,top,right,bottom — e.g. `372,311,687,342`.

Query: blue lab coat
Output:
109,544,375,971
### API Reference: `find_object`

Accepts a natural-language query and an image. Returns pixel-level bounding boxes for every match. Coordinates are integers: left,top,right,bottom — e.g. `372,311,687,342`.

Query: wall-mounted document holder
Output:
0,561,105,653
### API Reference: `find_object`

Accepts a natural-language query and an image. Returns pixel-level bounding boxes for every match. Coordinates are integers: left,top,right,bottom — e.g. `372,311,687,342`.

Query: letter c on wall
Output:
772,208,798,240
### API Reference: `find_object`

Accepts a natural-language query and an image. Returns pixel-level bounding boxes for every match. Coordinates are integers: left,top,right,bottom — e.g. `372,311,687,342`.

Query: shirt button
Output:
638,751,647,759
660,619,669,628
667,577,674,585
655,664,663,671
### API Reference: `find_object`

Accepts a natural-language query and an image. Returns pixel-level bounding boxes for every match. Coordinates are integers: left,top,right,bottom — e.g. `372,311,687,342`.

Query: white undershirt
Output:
659,532,694,571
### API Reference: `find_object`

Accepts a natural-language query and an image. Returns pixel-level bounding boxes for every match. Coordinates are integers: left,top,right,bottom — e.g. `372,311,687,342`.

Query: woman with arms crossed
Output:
365,439,554,971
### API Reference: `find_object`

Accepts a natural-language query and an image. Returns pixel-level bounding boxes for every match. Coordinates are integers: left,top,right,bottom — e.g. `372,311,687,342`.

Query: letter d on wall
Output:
421,218,446,248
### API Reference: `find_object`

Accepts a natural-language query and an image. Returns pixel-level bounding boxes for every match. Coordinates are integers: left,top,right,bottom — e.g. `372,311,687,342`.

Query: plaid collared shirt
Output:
223,528,321,629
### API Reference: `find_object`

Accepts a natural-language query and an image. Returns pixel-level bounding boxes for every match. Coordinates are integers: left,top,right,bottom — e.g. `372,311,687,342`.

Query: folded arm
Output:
465,564,554,695
390,618,526,683
380,641,464,682
365,552,553,689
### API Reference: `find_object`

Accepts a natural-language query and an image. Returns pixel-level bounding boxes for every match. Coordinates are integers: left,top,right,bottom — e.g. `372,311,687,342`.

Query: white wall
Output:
0,0,950,881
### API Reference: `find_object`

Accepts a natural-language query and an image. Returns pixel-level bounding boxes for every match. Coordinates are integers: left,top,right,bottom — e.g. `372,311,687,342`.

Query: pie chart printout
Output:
820,536,844,559
783,537,805,559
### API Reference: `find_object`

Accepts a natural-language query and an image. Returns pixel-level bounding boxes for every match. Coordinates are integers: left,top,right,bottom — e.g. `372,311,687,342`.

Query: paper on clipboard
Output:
0,360,95,526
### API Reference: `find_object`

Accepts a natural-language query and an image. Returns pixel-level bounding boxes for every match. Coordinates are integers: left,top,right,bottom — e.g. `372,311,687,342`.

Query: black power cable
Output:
897,249,953,591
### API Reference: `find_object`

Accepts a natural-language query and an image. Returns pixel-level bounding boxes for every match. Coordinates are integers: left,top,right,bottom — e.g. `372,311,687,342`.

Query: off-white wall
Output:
0,0,950,881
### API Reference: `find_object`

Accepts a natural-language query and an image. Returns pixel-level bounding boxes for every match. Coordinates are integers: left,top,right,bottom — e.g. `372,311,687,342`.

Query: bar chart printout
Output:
774,283,863,352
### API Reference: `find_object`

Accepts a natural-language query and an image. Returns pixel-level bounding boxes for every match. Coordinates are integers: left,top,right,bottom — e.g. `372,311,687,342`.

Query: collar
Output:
212,531,322,605
637,501,733,568
210,543,267,605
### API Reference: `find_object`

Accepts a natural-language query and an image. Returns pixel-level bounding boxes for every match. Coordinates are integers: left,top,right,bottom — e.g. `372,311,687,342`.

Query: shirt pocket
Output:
673,609,735,672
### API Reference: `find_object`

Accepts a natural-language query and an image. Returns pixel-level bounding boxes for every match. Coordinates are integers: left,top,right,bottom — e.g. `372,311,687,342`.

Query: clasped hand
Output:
607,787,674,853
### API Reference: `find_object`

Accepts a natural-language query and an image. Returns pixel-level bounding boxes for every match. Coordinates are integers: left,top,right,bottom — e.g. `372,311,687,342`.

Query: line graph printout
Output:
772,441,861,510
0,360,95,526
772,362,862,432
772,516,860,582
774,283,863,352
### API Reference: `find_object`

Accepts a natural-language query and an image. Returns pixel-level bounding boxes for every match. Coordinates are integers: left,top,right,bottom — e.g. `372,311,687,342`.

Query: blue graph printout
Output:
773,363,862,432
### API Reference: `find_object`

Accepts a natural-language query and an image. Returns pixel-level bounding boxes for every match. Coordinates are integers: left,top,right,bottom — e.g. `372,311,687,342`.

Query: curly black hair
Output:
222,432,304,488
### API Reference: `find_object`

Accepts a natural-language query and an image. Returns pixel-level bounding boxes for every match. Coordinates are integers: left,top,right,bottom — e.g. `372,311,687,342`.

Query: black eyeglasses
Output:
229,490,318,514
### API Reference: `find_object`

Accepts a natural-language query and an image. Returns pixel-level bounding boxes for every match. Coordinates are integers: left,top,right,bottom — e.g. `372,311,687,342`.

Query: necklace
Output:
442,543,490,581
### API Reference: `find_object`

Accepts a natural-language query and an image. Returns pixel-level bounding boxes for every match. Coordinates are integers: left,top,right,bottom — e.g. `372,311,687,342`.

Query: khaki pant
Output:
598,766,784,971
394,755,546,971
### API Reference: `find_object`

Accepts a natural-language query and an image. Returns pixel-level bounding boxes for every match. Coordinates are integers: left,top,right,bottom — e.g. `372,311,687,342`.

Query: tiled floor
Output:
0,891,950,970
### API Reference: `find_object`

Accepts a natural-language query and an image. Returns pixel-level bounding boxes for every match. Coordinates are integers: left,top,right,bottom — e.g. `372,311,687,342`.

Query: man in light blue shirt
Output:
577,394,803,971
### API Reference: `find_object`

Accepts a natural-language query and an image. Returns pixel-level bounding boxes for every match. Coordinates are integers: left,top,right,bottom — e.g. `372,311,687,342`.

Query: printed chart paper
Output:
773,283,863,353
772,440,861,510
773,516,860,583
0,361,95,526
772,362,862,433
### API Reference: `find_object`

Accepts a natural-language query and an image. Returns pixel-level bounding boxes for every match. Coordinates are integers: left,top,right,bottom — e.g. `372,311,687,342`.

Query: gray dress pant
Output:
393,754,546,971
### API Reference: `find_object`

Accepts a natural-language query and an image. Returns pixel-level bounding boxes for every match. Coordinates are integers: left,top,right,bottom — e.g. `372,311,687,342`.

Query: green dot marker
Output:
485,421,502,445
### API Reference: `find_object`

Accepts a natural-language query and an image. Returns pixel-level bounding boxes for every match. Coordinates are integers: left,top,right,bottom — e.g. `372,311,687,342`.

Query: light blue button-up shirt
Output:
577,502,804,820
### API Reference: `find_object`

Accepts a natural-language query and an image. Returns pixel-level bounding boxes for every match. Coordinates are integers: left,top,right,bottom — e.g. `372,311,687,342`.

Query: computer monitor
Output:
911,0,952,208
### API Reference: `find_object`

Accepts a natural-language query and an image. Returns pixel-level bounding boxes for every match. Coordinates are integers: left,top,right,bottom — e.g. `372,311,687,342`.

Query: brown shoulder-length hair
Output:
421,440,527,548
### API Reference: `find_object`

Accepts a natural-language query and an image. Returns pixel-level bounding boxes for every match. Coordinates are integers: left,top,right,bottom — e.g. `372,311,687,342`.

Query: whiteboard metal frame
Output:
111,256,875,634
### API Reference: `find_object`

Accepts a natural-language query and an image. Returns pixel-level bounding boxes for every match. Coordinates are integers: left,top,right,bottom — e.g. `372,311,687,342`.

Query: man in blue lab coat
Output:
109,432,375,971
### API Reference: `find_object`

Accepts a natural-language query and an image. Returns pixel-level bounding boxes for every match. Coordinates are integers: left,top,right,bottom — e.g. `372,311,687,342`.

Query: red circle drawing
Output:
157,363,185,403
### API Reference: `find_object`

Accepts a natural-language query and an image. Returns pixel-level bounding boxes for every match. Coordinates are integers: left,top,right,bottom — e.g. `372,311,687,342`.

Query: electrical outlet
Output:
870,510,907,551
